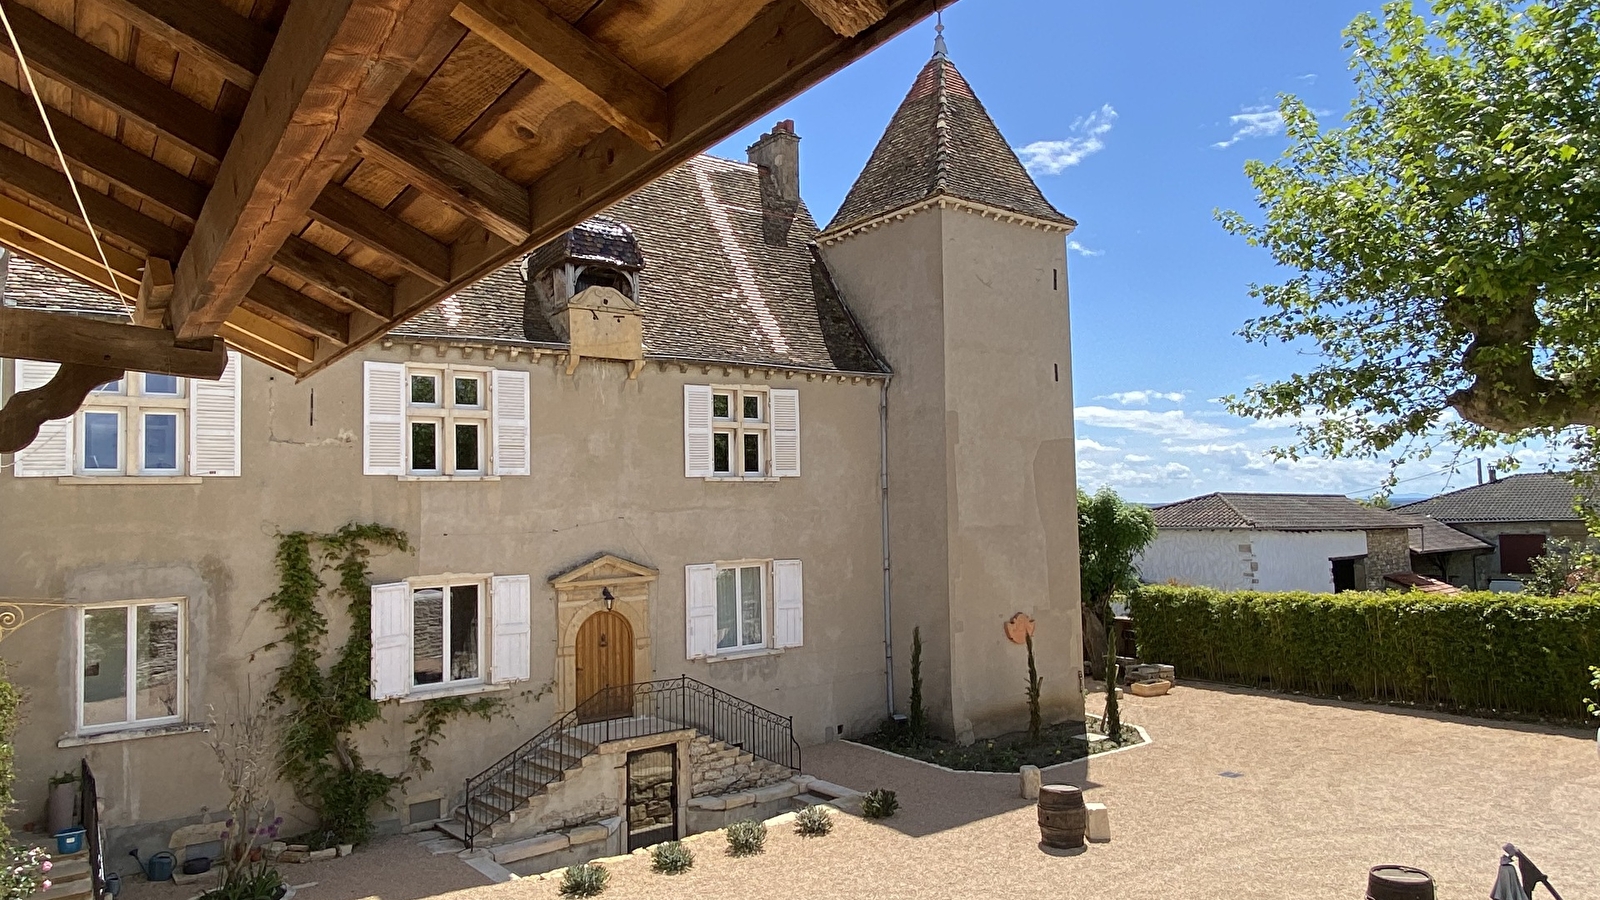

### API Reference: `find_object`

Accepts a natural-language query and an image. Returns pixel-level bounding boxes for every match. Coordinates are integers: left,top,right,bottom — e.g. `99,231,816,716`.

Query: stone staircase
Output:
687,735,796,797
434,731,601,845
31,850,92,900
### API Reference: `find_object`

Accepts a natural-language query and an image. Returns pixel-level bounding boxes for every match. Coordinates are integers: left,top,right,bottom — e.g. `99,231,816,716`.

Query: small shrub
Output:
725,819,766,856
649,841,693,875
558,863,608,898
860,789,899,819
794,805,833,837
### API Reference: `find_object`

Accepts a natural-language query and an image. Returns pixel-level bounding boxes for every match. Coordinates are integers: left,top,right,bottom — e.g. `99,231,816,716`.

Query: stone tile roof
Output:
824,51,1073,234
1152,492,1414,532
4,156,886,375
1392,473,1583,523
2,254,129,318
1397,516,1492,554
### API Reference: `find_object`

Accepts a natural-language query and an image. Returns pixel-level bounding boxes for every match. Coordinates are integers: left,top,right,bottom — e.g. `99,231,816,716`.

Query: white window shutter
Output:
491,368,531,476
369,581,412,700
770,388,800,477
685,564,718,659
489,574,532,684
773,559,803,648
189,351,241,476
12,359,72,477
683,385,713,477
363,361,406,476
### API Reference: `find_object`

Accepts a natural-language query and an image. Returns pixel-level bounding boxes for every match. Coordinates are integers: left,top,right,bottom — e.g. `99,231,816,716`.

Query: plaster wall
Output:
1447,520,1588,580
820,206,1082,743
0,344,885,851
1138,530,1368,593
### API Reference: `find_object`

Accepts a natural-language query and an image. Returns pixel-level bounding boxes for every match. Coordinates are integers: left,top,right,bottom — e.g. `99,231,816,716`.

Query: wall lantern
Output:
602,587,615,611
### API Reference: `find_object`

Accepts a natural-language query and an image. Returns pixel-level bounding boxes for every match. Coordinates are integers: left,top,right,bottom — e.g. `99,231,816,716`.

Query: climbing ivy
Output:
266,523,409,847
404,697,504,774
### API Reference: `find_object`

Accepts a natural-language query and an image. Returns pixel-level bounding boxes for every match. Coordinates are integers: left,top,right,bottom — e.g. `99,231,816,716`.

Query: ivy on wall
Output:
265,523,514,845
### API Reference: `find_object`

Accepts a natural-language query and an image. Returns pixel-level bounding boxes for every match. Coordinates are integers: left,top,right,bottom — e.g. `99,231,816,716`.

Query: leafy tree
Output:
1078,488,1158,740
1220,0,1600,474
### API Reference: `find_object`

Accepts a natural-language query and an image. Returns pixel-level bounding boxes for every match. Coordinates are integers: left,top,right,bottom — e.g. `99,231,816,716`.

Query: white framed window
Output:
77,599,184,734
369,574,533,700
684,385,799,479
364,362,529,478
11,354,241,479
685,559,803,659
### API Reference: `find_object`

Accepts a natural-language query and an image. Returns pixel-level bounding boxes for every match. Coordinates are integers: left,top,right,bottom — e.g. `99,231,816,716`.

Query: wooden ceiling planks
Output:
0,0,950,414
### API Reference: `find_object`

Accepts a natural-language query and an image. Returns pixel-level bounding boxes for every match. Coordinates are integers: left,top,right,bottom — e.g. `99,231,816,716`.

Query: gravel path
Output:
123,684,1599,900
493,683,1599,900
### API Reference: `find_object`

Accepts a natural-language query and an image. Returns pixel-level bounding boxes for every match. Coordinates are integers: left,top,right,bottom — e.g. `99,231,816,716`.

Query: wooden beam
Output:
242,277,350,345
168,0,456,341
0,194,142,299
308,183,451,285
799,0,889,36
272,236,394,320
223,306,316,362
0,304,226,377
0,143,187,259
134,257,173,328
216,326,299,374
356,109,531,244
0,3,232,164
0,84,206,223
91,0,274,89
0,362,124,454
452,0,670,149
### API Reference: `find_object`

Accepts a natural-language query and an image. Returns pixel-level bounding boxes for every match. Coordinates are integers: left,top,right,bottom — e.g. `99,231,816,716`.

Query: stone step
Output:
34,872,92,900
433,818,467,843
791,792,833,808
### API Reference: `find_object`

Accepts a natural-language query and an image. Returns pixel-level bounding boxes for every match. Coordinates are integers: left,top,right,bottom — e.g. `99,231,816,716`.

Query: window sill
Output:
703,476,779,483
397,682,511,703
705,648,783,663
57,476,203,485
58,722,203,748
397,475,501,482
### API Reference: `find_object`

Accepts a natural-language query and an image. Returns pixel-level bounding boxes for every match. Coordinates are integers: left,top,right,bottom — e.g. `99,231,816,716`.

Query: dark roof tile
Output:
1393,473,1583,523
1153,492,1414,532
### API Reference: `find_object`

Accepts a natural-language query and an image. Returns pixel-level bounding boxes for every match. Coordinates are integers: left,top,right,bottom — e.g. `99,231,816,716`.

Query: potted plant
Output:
201,697,288,900
46,771,77,837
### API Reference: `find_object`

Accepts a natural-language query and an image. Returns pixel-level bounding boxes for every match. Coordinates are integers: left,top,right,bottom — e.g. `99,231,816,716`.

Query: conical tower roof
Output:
824,45,1073,234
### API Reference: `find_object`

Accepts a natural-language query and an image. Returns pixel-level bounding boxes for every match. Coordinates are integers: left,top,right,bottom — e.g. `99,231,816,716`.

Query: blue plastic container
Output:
54,827,85,855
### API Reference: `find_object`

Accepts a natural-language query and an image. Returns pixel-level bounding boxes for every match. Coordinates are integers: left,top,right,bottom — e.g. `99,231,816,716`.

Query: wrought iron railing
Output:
79,758,103,897
462,676,800,848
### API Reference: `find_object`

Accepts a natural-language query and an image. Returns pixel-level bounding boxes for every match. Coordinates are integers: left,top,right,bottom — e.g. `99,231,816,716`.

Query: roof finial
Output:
933,9,947,59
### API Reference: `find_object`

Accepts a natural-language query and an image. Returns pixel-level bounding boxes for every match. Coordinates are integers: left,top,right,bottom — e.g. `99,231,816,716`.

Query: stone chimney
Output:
747,120,801,246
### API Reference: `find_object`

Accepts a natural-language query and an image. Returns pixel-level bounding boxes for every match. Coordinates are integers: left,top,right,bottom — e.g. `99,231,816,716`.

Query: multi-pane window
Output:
78,600,183,732
714,564,766,651
407,367,490,476
711,387,768,477
411,580,483,688
78,374,186,476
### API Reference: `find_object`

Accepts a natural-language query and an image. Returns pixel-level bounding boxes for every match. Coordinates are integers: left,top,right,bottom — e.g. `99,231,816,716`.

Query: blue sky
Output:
709,0,1509,504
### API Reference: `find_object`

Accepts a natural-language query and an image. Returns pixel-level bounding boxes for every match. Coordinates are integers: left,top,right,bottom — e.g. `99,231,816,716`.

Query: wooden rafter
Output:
242,277,351,345
308,184,451,285
453,0,671,149
0,194,141,301
167,0,457,342
800,0,889,37
90,0,275,90
0,304,225,378
0,143,186,260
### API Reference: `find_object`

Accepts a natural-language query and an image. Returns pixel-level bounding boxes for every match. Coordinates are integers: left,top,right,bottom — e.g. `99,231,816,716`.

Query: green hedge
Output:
1130,585,1600,721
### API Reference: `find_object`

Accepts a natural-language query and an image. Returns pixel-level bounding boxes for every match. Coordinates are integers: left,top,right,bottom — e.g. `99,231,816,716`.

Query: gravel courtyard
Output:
136,684,1595,900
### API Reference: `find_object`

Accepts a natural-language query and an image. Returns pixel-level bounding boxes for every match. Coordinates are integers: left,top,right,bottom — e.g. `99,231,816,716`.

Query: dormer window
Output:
573,265,633,297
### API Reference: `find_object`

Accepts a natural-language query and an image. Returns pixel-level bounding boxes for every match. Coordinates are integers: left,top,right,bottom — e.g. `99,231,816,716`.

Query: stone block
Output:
751,782,798,804
1019,765,1041,800
1085,803,1110,842
308,848,338,861
723,791,755,809
568,825,609,846
491,833,569,864
805,780,860,800
278,851,307,864
688,796,726,811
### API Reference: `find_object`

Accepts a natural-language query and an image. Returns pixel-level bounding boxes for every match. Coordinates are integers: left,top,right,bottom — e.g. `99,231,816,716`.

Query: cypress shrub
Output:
1130,585,1600,721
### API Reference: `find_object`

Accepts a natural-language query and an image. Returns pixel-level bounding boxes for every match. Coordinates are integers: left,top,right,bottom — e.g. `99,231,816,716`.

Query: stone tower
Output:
817,41,1083,741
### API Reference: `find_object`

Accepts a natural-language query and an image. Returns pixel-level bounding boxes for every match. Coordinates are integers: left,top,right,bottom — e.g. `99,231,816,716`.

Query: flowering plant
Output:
0,845,52,900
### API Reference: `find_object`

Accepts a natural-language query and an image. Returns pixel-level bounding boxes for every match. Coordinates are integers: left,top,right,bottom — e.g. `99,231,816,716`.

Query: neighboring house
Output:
1394,473,1585,587
0,47,1082,857
1141,493,1436,593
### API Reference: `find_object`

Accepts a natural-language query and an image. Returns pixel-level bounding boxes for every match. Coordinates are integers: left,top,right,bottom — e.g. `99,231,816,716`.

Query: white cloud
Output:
1125,454,1153,463
1163,441,1252,456
1077,458,1193,489
1015,105,1118,175
1067,240,1103,258
1098,390,1188,406
1074,406,1238,440
1213,105,1285,149
1076,438,1119,453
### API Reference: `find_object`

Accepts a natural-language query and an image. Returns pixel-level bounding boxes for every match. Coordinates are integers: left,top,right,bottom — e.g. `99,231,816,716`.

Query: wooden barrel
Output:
1037,784,1086,849
1366,865,1435,900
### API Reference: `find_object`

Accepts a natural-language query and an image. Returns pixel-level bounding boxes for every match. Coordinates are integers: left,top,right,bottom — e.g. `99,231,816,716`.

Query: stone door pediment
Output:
552,553,655,712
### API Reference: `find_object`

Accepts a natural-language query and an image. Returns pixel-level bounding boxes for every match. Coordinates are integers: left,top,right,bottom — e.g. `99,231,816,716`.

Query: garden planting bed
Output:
857,713,1145,772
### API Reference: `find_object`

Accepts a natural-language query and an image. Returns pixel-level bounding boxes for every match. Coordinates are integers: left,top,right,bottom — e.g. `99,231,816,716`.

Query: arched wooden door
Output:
575,610,634,722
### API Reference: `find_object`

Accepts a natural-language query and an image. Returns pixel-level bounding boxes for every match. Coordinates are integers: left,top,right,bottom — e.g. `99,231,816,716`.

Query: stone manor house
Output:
0,47,1082,863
